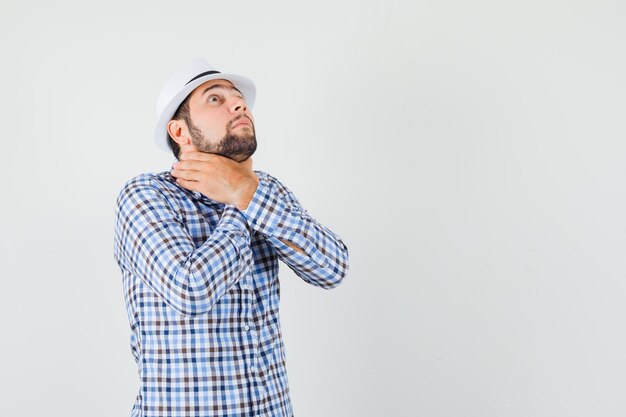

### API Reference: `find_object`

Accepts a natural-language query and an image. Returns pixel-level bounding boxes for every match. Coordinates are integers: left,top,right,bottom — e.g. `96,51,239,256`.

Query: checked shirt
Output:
113,169,349,417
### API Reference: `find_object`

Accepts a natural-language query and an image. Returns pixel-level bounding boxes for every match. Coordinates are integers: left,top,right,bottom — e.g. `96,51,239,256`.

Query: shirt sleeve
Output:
240,171,350,289
113,175,253,317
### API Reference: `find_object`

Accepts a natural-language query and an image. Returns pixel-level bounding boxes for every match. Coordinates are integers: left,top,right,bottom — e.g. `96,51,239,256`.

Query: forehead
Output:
191,79,239,98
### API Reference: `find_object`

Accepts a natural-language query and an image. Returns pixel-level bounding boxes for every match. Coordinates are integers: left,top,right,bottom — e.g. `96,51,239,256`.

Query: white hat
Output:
154,58,256,153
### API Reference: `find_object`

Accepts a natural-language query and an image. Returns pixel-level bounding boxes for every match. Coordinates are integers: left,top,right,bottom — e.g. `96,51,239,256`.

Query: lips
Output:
232,117,252,128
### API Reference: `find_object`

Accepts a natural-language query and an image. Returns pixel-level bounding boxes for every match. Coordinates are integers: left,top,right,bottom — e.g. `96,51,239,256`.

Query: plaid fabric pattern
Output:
113,169,349,417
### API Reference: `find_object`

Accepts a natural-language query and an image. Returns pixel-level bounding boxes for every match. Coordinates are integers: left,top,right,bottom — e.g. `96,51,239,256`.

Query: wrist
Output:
235,174,259,211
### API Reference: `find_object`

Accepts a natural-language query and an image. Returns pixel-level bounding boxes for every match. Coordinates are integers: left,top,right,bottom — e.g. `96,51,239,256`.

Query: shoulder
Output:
115,171,182,216
117,171,167,199
120,169,189,196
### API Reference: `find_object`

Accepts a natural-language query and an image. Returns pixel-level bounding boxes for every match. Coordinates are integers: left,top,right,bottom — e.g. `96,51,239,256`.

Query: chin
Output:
233,153,255,163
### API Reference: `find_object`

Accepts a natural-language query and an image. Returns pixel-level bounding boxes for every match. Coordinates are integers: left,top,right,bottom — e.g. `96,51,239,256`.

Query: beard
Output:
188,117,257,163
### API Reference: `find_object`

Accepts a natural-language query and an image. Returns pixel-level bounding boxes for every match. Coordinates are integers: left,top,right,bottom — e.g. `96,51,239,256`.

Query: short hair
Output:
167,94,192,160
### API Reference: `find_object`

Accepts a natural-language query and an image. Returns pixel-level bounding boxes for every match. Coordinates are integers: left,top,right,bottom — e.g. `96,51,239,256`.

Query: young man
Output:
113,58,349,417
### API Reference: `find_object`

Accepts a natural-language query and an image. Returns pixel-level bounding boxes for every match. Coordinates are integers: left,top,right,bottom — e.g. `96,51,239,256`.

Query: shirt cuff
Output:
218,204,253,240
240,174,289,237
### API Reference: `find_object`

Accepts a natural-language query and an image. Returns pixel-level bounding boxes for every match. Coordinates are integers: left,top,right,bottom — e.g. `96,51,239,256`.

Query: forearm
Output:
138,207,253,315
265,212,349,288
240,171,349,288
279,238,305,254
115,181,253,317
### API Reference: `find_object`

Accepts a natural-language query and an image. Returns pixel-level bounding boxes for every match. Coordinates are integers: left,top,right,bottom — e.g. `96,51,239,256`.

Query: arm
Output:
113,175,253,317
280,238,306,254
240,171,350,289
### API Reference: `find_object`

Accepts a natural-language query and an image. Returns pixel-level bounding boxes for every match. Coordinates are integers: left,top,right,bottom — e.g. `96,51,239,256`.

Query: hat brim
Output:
154,72,256,154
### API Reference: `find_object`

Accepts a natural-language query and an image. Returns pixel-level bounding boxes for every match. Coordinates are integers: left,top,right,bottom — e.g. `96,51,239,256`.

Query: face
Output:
184,78,256,162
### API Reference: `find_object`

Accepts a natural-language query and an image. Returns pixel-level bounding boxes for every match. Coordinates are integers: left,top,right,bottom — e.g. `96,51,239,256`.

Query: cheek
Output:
197,118,228,136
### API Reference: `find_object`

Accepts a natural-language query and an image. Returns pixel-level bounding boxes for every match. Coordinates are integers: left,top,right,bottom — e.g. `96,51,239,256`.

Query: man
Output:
113,58,350,417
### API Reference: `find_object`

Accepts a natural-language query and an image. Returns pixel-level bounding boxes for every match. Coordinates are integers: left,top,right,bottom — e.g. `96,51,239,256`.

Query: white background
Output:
1,1,625,416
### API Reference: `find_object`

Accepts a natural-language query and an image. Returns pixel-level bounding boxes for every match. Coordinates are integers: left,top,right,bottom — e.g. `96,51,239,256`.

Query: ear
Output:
167,119,191,146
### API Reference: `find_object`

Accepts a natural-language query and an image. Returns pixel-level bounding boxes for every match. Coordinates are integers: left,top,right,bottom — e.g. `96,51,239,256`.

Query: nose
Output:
229,95,247,113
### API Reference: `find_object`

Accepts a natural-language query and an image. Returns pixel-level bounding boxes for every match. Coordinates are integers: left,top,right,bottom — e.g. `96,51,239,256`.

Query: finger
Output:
174,160,213,171
180,151,218,161
174,177,198,190
171,168,202,182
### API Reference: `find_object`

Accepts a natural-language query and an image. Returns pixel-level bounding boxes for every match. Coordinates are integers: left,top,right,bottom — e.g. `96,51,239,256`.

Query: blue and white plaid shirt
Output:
113,169,349,417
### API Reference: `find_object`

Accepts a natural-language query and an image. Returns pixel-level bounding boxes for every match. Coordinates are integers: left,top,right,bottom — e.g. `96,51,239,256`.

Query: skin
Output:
168,79,258,211
168,78,304,254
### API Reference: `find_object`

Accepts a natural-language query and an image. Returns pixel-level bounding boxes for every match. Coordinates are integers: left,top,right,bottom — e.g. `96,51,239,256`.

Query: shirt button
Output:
244,324,250,331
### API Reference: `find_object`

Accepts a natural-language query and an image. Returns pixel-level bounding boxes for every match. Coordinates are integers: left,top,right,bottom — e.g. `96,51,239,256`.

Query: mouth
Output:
232,117,252,129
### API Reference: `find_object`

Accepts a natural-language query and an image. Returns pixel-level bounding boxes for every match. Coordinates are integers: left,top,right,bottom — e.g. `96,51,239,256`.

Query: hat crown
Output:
156,58,216,115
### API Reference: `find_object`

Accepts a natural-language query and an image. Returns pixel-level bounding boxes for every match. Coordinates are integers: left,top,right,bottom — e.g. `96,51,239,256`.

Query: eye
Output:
208,94,221,103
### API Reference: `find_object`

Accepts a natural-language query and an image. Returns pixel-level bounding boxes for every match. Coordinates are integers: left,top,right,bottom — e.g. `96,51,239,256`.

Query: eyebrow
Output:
200,84,244,98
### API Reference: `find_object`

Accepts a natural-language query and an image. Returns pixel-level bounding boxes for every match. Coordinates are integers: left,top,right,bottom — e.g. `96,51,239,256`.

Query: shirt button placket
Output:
240,277,261,406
